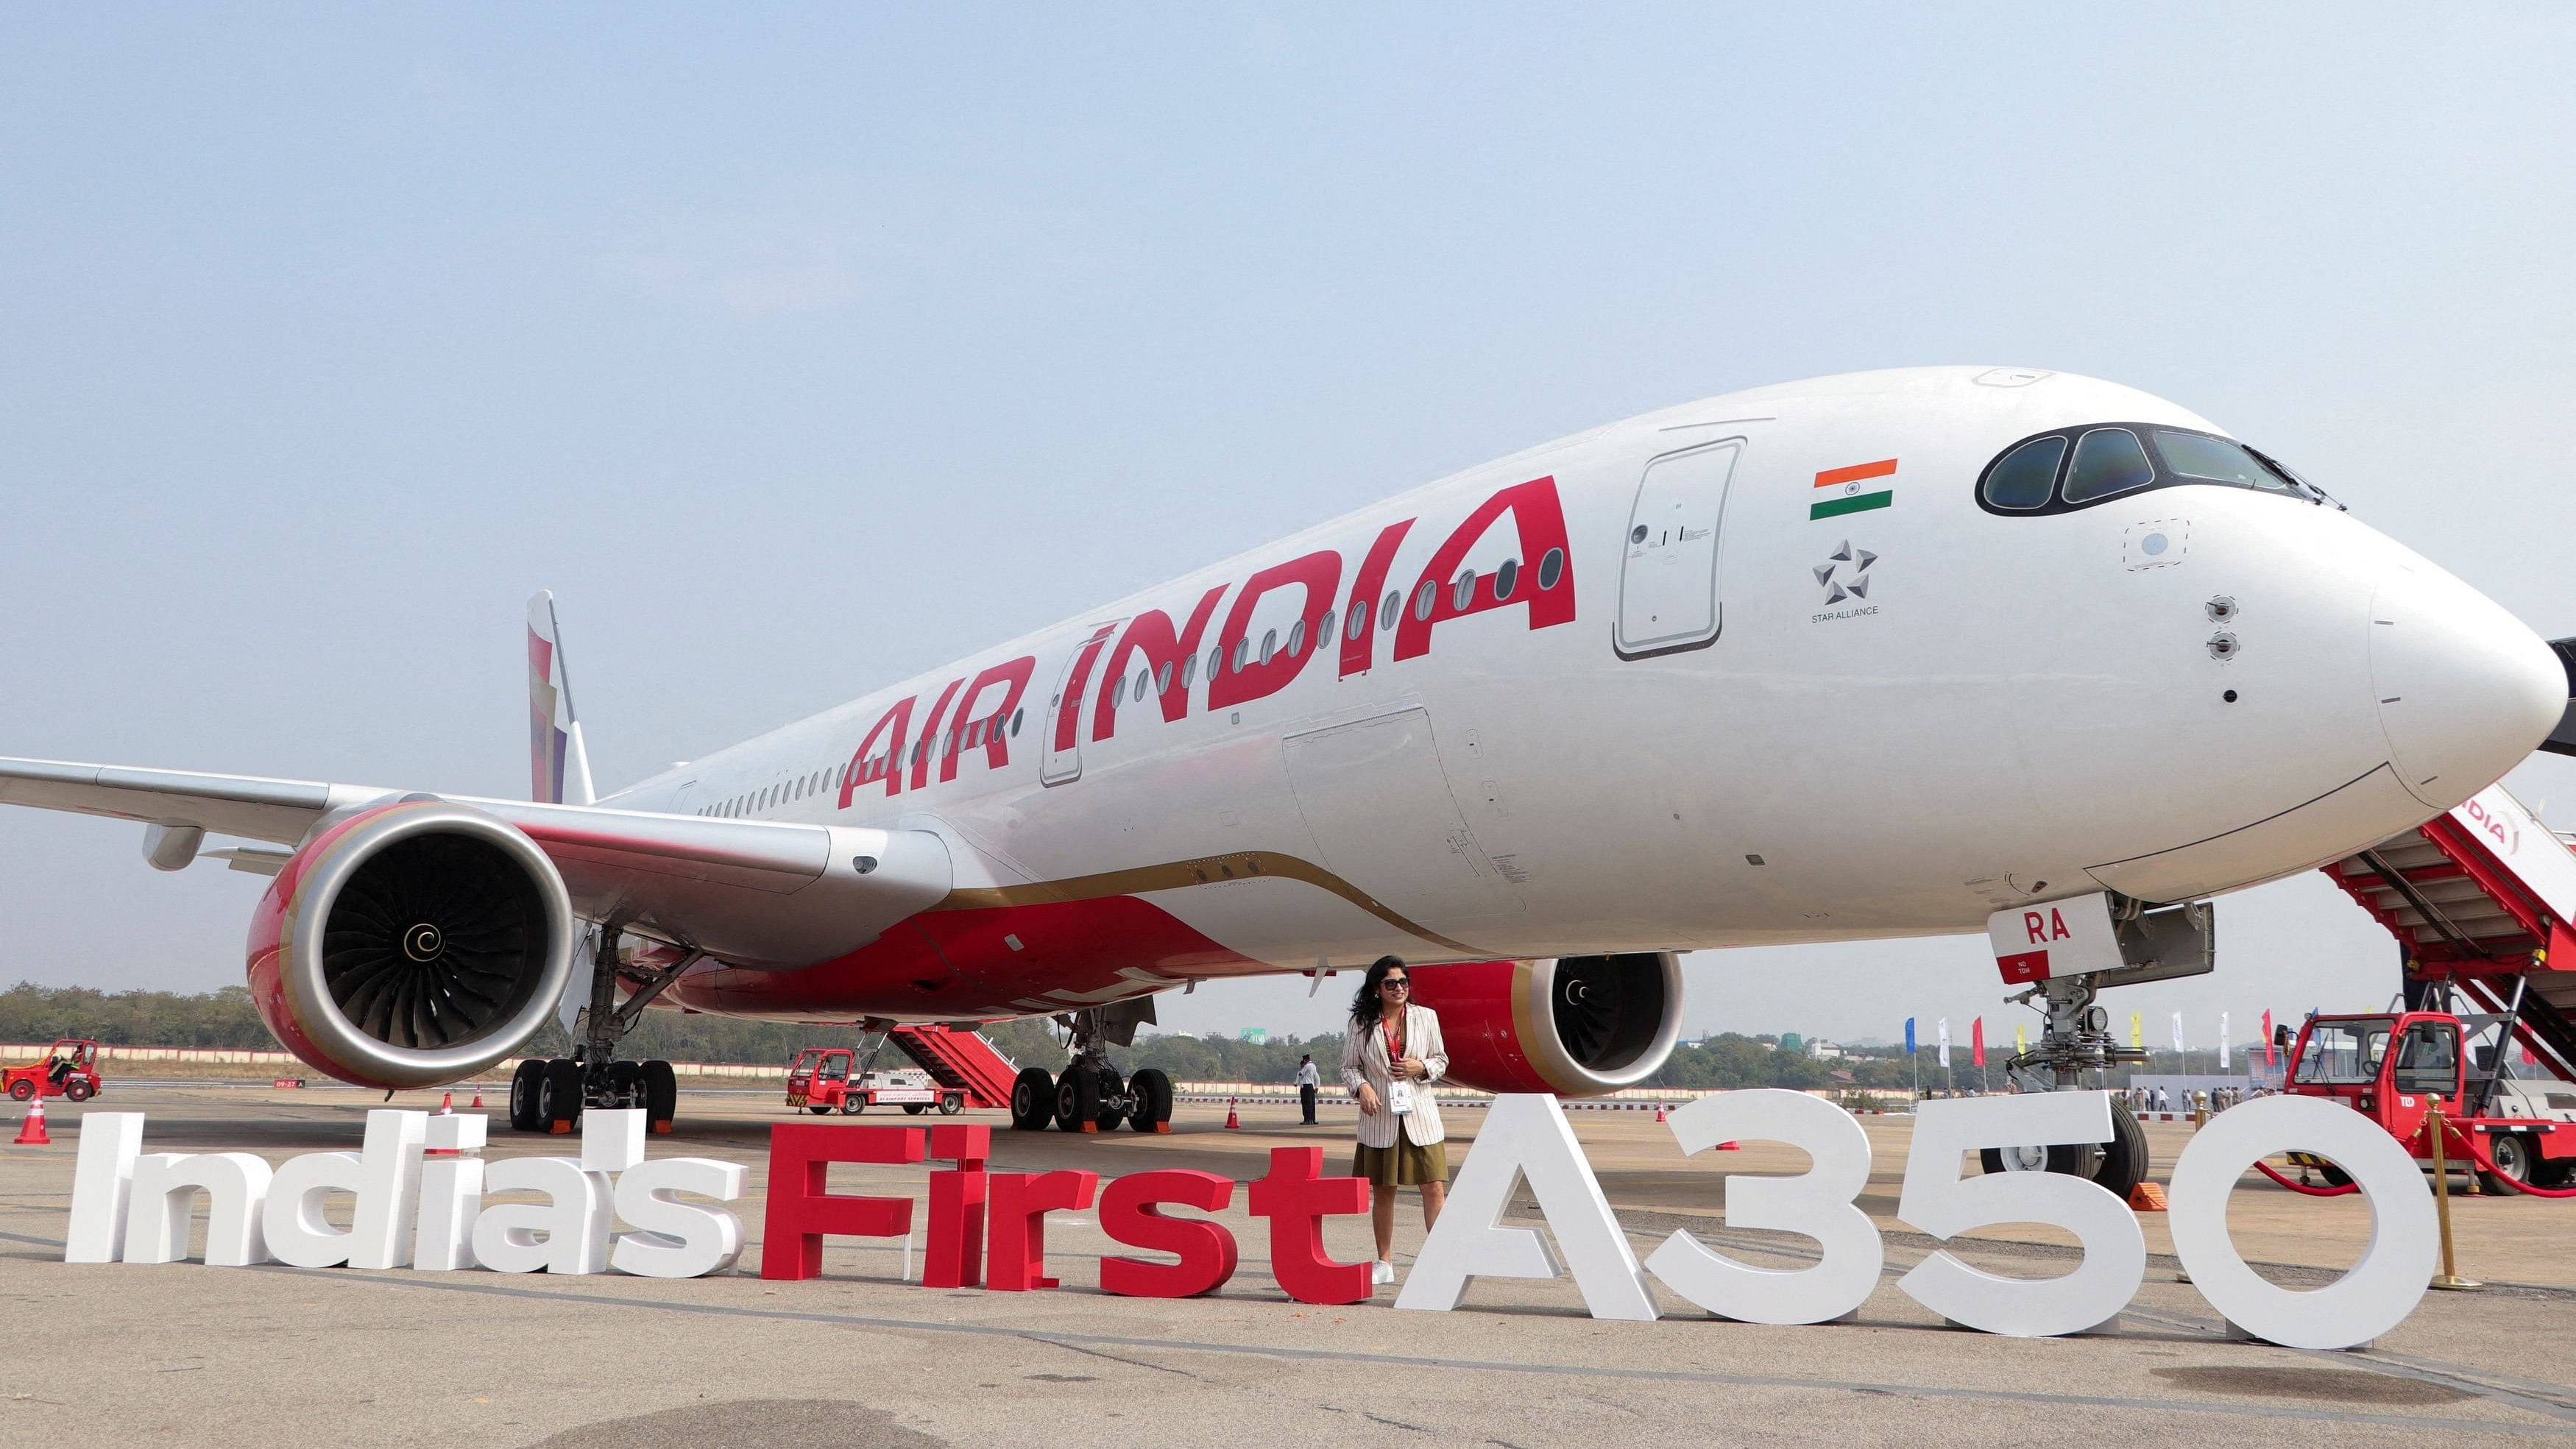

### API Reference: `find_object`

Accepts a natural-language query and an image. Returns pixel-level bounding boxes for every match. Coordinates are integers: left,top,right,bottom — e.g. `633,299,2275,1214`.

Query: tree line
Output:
0,982,1884,1089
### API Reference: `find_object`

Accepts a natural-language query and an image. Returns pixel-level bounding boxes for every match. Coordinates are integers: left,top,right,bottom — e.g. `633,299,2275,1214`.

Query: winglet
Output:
526,592,596,806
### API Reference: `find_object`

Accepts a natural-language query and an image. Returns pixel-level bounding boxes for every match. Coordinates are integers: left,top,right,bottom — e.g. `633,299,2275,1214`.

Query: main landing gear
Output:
1984,899,2215,1202
1006,1006,1175,1134
507,927,699,1136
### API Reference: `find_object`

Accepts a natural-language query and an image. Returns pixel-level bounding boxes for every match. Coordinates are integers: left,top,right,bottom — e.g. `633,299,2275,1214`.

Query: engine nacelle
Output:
247,800,577,1089
1409,953,1685,1097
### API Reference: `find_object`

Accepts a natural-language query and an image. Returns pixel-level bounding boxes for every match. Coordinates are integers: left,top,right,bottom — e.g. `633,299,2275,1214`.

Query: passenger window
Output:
1381,591,1400,630
2062,428,2155,504
1538,548,1565,591
1347,600,1369,639
1260,628,1278,665
1181,654,1198,690
1233,638,1250,673
1011,708,1024,736
1287,620,1307,657
1412,580,1437,621
1317,609,1334,645
1156,661,1173,695
2154,431,2294,492
1496,558,1519,600
1452,570,1476,611
1981,436,2064,511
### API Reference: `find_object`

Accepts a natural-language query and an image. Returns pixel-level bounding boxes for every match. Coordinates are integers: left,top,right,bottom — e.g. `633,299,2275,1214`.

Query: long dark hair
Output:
1348,955,1406,1026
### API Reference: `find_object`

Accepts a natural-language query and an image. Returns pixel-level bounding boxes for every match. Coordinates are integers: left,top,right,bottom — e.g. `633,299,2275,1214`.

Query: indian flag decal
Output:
1811,458,1896,520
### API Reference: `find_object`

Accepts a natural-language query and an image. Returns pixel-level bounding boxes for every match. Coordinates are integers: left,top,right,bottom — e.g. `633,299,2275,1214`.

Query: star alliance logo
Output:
1813,540,1876,604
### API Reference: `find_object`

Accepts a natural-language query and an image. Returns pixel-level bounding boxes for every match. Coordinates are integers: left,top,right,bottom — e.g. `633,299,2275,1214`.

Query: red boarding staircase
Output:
2324,779,2576,1083
887,1024,1018,1110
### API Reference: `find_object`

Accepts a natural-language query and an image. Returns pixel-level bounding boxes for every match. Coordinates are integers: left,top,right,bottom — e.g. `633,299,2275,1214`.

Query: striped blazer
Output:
1340,1003,1448,1149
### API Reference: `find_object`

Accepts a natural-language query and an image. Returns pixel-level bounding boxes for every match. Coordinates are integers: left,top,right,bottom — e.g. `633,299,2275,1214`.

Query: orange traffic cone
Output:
470,1090,484,1110
14,1094,50,1147
1654,1102,1667,1123
438,1091,453,1115
1224,1097,1241,1130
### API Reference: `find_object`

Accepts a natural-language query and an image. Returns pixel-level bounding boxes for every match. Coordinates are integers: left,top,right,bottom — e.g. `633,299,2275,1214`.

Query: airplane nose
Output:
2369,567,2567,808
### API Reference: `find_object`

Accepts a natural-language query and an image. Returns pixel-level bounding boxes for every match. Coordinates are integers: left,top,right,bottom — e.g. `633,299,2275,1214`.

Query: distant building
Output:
1778,1032,1805,1055
1807,1039,1847,1060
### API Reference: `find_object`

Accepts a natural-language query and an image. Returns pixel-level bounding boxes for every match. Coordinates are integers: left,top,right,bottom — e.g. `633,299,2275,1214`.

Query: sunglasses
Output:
1381,977,1410,990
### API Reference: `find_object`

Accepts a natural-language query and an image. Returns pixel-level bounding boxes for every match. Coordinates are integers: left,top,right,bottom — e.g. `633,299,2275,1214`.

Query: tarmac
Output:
8,1083,2576,1448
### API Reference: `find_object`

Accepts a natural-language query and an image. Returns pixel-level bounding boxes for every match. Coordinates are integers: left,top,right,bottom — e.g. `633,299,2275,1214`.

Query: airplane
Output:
4,365,2569,1157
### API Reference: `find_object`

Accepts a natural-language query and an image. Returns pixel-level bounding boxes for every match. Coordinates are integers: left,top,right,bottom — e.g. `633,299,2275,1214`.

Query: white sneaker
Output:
1371,1259,1395,1285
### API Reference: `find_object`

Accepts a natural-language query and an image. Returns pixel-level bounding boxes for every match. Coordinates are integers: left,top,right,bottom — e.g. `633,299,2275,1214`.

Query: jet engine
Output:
245,799,577,1089
1407,953,1685,1096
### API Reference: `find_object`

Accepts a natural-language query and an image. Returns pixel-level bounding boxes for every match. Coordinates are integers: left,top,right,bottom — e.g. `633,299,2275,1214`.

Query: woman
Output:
1340,956,1448,1285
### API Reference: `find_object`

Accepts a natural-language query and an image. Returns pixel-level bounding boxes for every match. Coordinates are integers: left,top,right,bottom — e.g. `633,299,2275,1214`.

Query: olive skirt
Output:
1353,1136,1449,1187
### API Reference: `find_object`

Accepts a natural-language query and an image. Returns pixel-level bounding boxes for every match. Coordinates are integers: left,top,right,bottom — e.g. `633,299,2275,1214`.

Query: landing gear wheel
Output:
509,1057,547,1132
1008,1067,1056,1132
604,1059,642,1108
1128,1068,1173,1133
1094,1068,1128,1132
2093,1105,2149,1200
537,1057,584,1130
641,1060,677,1133
2483,1133,2537,1196
938,1093,964,1115
63,1079,93,1102
1981,1143,2084,1175
1055,1066,1102,1132
903,1102,929,1116
7,1080,33,1102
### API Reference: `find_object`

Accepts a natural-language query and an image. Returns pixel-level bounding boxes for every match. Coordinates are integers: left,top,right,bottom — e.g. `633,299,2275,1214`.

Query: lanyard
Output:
1381,1010,1405,1066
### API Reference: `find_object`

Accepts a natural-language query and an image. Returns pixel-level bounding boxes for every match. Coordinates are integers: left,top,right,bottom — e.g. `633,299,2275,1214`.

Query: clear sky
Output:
2,7,2570,1052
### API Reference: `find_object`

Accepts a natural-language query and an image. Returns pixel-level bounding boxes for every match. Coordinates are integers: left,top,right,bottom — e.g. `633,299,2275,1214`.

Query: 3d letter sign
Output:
62,1093,2430,1349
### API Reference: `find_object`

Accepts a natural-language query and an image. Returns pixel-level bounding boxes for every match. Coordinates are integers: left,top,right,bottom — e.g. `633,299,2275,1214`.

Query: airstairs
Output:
2321,638,2576,1077
884,1024,1018,1109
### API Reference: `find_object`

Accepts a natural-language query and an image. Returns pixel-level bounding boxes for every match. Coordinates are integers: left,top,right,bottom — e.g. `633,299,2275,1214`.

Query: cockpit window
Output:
1981,436,2064,511
2062,428,2155,504
2154,431,2298,492
1975,420,2333,517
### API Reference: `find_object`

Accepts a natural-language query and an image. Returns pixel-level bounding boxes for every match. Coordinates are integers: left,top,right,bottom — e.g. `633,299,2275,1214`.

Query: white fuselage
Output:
605,367,2560,1016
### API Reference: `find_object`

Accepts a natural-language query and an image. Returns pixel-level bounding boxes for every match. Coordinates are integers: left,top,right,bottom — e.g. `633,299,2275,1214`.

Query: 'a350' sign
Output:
63,1092,2432,1350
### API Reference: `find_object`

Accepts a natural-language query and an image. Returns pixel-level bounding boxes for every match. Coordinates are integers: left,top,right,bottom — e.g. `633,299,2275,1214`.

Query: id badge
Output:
1388,1079,1415,1116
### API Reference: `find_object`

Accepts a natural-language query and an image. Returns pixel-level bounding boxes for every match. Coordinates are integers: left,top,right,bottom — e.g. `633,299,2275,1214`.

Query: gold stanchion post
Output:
2427,1094,2483,1291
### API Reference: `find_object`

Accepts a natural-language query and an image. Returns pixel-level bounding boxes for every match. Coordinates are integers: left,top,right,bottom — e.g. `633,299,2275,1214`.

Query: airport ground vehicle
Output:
785,1049,964,1116
2262,765,2576,1197
785,1025,1013,1117
3,1038,99,1102
2271,1009,2576,1195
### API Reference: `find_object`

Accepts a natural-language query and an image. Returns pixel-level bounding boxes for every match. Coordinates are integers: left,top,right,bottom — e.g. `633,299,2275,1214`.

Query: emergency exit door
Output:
1040,621,1121,787
1615,440,1741,659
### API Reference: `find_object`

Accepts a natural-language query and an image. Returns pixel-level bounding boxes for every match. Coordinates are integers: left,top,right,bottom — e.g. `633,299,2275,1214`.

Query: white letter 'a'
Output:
1393,1094,1657,1321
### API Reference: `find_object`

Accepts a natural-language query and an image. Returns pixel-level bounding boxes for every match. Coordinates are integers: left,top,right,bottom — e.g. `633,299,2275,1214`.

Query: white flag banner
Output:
1937,1017,1951,1069
2171,1010,2187,1055
2219,1011,2232,1071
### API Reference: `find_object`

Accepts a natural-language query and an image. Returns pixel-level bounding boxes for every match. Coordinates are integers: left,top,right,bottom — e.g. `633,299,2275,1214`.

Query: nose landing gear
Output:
1985,898,2215,1202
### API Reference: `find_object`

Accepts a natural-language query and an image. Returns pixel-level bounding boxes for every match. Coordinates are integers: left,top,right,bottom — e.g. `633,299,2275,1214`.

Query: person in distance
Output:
1340,957,1448,1285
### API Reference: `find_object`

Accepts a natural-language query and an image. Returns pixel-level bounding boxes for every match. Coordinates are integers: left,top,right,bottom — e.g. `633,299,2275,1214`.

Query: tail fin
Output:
526,591,596,806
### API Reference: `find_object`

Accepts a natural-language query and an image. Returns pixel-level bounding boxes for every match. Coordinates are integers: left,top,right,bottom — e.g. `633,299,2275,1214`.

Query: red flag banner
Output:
2262,1009,2275,1066
1971,1017,1986,1069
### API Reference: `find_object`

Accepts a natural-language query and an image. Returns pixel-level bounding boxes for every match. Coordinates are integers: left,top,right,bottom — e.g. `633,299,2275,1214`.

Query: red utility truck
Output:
4,1038,100,1102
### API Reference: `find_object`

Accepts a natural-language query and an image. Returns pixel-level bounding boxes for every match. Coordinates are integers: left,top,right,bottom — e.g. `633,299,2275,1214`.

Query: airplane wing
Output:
0,755,952,967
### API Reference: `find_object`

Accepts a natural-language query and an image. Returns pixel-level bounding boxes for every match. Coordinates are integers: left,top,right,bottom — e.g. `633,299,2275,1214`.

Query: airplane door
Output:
1283,708,1518,927
1615,439,1742,659
1041,621,1121,787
